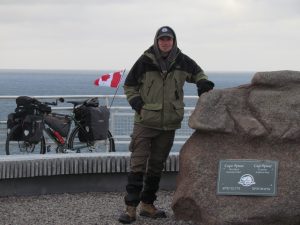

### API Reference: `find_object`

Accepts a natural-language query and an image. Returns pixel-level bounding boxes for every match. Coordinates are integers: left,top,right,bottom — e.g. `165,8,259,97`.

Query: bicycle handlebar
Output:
66,97,99,108
38,97,97,109
43,101,57,106
66,100,85,107
42,97,64,106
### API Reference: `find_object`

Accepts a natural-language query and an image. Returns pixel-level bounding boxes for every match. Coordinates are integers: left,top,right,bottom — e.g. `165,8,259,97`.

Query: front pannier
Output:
7,113,23,141
44,114,71,137
22,115,44,144
77,106,110,142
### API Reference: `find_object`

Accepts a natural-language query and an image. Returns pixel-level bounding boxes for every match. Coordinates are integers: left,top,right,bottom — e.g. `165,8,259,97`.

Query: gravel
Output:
0,191,197,225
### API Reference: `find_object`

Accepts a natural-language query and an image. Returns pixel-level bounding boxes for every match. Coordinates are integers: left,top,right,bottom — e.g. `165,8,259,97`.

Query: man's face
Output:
158,37,174,53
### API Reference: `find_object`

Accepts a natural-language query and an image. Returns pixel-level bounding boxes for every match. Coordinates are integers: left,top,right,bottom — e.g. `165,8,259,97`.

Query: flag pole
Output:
109,69,125,110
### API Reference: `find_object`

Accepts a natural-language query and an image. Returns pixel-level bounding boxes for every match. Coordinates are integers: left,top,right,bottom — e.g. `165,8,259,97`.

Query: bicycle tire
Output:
5,125,46,155
67,126,115,153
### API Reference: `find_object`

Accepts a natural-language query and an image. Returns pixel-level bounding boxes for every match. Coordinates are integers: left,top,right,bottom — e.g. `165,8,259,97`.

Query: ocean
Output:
0,69,254,118
0,69,254,154
0,69,254,95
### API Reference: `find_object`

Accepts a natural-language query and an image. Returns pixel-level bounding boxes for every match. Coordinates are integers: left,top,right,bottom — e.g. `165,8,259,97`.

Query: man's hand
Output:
197,79,215,96
129,96,144,114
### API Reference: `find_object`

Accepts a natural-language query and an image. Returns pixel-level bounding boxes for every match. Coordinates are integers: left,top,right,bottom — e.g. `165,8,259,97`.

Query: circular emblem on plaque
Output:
238,174,256,187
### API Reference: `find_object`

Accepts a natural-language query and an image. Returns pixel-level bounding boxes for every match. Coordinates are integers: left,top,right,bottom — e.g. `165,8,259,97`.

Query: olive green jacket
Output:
124,47,207,130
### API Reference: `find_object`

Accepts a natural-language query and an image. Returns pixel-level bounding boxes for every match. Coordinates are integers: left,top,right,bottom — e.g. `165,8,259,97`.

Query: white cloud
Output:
0,0,299,71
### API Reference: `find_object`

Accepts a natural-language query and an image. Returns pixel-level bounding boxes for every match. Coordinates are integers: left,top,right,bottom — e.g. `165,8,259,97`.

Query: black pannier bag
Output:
74,97,99,121
15,96,39,117
16,96,39,106
15,96,51,115
77,106,110,142
84,97,99,107
22,115,44,144
44,114,71,137
7,113,23,141
74,104,85,121
15,103,35,118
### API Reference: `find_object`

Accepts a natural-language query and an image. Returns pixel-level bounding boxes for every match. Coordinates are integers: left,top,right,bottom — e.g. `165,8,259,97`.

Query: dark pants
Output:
125,124,175,206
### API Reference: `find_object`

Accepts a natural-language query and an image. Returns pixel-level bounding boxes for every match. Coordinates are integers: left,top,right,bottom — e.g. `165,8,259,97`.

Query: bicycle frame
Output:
43,112,92,153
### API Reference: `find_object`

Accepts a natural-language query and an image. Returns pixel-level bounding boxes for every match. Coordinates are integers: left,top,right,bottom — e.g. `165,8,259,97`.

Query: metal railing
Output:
0,95,198,154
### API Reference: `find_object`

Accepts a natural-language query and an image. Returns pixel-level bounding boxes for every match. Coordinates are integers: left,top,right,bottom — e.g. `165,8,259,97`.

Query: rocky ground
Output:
0,191,197,225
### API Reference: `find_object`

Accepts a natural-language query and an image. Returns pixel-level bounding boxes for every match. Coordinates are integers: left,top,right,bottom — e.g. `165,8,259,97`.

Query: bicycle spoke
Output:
68,126,114,153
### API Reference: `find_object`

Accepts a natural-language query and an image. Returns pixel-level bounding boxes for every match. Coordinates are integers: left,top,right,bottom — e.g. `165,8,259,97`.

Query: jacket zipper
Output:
174,79,179,100
147,80,154,96
161,75,167,128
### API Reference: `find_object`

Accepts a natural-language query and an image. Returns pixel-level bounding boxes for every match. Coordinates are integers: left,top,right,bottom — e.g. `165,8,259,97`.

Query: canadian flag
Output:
94,70,123,88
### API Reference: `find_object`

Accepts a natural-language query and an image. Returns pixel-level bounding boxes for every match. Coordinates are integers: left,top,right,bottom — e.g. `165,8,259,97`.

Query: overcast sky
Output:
0,0,299,72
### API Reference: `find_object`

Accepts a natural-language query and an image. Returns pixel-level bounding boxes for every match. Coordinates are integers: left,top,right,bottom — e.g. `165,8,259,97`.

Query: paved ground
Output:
0,191,197,225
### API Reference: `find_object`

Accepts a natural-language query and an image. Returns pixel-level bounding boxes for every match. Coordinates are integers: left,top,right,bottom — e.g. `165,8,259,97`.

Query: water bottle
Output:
53,130,65,144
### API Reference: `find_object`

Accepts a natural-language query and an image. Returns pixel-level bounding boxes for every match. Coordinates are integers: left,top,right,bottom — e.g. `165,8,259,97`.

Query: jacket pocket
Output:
140,103,162,127
167,101,185,125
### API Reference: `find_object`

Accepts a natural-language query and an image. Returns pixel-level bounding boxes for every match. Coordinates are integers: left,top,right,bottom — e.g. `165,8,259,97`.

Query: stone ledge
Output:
0,152,179,179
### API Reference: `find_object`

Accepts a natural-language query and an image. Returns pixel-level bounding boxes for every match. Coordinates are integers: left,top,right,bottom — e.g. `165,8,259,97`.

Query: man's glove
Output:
197,79,215,97
129,96,144,114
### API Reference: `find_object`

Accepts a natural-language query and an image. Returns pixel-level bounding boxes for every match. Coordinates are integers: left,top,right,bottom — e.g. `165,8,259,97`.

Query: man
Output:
118,26,214,224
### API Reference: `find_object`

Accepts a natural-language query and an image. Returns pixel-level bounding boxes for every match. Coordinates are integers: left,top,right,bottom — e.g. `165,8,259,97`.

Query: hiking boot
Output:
139,202,167,218
118,206,137,224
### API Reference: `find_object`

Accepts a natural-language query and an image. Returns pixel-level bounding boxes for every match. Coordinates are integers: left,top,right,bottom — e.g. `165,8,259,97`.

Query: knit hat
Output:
156,26,175,39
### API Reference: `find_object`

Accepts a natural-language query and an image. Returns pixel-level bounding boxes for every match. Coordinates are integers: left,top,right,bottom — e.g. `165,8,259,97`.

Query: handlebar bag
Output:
7,113,23,141
22,114,44,144
16,96,39,106
78,106,110,142
15,96,39,116
16,96,52,114
44,114,71,137
38,103,52,114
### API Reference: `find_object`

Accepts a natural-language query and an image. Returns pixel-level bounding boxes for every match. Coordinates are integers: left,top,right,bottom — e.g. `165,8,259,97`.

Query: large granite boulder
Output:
172,71,300,225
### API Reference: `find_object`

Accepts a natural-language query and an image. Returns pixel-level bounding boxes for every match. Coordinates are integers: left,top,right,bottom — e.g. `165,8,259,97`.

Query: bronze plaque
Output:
217,159,278,196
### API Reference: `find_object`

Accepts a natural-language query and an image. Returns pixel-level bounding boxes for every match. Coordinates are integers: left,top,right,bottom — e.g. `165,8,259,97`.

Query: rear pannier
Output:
22,115,44,144
76,106,110,142
44,113,71,137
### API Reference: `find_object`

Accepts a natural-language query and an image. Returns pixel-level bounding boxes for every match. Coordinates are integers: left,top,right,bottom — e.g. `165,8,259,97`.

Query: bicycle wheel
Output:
68,126,115,153
5,125,46,155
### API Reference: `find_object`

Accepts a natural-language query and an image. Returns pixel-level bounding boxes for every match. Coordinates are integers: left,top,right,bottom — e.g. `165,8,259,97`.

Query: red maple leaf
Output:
101,74,110,81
